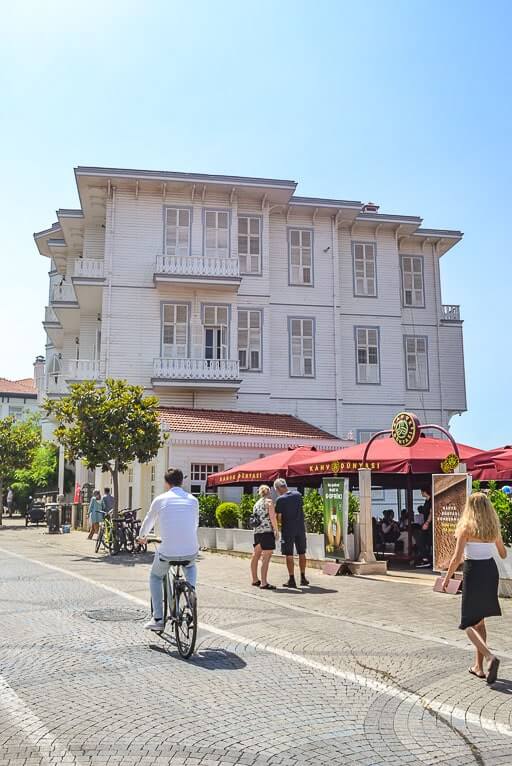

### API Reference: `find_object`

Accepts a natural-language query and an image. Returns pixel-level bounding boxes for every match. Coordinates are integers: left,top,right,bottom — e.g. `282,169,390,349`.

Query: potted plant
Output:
303,490,326,560
197,494,220,549
233,494,256,552
215,502,239,550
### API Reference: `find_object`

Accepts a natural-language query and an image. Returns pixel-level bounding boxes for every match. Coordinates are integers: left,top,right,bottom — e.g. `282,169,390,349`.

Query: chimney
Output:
33,356,45,400
362,202,380,213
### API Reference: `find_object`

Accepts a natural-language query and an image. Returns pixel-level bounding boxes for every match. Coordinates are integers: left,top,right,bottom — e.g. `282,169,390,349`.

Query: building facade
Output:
34,166,466,504
0,374,39,420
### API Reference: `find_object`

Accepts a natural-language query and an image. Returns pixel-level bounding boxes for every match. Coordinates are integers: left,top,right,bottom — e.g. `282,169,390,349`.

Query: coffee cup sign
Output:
391,412,421,448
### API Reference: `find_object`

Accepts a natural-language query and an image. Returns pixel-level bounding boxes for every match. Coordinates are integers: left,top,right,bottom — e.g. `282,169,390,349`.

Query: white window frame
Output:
355,327,380,384
161,303,189,359
357,430,378,444
164,207,191,257
404,335,429,390
8,405,24,420
202,304,229,361
238,216,261,275
353,242,377,297
401,255,425,307
238,309,262,372
288,228,313,286
204,210,230,259
289,317,315,378
190,463,223,495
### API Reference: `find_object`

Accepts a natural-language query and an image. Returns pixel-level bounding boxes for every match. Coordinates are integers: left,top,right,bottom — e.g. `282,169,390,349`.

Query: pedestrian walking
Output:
101,487,115,514
442,492,507,684
87,490,103,540
273,478,309,588
250,485,279,590
7,487,14,518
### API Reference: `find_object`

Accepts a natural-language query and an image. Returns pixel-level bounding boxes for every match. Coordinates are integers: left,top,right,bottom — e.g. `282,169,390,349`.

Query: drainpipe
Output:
432,242,445,426
331,214,342,436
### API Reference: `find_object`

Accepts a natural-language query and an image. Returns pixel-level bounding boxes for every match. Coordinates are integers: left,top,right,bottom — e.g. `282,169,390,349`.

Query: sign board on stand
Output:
323,477,349,561
432,473,471,572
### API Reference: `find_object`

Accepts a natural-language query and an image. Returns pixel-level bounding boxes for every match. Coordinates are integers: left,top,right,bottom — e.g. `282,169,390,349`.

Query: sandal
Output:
252,580,261,587
468,667,485,679
260,584,276,590
487,656,500,685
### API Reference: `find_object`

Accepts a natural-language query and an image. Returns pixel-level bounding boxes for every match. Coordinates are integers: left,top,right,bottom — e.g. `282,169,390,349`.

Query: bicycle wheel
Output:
124,525,135,553
174,582,197,658
95,527,104,553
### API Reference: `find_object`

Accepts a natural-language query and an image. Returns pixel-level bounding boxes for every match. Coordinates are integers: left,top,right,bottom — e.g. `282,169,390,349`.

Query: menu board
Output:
432,473,470,571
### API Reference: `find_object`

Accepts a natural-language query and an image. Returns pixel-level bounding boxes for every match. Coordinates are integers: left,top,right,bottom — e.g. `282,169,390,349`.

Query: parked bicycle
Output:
95,507,146,555
147,537,197,659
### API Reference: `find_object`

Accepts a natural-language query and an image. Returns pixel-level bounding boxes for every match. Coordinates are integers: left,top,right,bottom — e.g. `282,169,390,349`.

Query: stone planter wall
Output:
495,547,512,598
198,527,217,550
215,528,234,551
233,529,254,553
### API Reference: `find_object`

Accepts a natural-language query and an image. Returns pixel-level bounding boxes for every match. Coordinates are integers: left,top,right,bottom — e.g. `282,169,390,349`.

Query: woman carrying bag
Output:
442,492,507,684
250,485,279,590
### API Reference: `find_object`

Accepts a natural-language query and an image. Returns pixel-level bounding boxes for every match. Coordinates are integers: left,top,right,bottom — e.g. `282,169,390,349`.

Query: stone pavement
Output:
1,520,512,765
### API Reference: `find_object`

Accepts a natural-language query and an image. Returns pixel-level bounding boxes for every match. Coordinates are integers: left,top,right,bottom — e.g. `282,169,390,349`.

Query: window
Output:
289,229,313,285
357,430,378,444
162,304,189,358
8,405,24,420
289,318,315,377
401,256,424,307
355,327,380,384
203,305,229,360
205,210,229,258
405,335,429,390
190,463,222,495
238,216,261,274
372,487,385,501
353,242,377,296
164,207,191,257
238,309,262,371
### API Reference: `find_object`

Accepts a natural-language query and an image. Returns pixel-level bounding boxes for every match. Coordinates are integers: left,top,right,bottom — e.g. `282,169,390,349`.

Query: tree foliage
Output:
198,494,220,527
44,379,165,514
238,493,256,529
0,414,41,522
215,502,239,528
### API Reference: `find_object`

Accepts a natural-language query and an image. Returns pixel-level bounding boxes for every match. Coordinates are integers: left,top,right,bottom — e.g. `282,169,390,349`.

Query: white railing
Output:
66,359,100,380
74,259,104,279
51,283,77,303
155,254,240,279
153,358,240,381
45,374,67,395
44,306,59,324
441,304,461,321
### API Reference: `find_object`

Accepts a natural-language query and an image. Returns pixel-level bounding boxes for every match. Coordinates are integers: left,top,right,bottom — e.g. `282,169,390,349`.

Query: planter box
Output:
233,528,254,553
347,533,355,561
216,528,234,551
306,533,325,561
494,547,512,598
198,527,217,550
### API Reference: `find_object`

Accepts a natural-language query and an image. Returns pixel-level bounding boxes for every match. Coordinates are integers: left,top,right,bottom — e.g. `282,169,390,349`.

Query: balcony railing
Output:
74,259,105,279
51,283,78,303
441,304,461,321
153,358,240,381
66,359,101,380
155,254,240,279
44,306,60,324
45,374,67,396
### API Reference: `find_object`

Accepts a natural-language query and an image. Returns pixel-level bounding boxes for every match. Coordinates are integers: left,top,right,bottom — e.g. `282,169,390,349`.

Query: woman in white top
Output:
443,492,507,684
250,485,279,590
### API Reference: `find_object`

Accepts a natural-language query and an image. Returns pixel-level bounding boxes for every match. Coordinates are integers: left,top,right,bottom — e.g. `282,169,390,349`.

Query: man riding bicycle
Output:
137,467,199,631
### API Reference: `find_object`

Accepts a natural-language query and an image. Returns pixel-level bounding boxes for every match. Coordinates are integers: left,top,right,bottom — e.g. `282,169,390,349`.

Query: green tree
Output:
0,415,41,524
44,379,165,517
238,493,256,529
198,494,220,527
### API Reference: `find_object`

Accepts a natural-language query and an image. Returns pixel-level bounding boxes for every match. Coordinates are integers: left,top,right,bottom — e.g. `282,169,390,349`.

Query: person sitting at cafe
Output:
381,510,401,544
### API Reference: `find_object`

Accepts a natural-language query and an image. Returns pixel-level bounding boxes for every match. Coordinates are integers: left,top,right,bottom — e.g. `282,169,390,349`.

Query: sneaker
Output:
144,617,164,631
283,577,297,588
300,575,310,586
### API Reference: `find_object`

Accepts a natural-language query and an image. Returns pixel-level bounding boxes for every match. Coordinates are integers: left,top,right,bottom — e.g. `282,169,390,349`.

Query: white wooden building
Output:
34,166,466,507
0,371,39,421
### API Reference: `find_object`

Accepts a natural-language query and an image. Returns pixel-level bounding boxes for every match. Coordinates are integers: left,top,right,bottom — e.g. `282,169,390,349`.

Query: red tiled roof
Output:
157,407,338,440
0,378,37,396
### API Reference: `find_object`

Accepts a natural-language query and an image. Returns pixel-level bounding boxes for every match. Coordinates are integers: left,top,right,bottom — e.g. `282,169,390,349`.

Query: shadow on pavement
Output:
149,644,246,670
274,585,338,595
492,678,512,694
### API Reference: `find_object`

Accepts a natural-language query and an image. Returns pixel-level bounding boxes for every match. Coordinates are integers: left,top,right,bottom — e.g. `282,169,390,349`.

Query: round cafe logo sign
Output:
391,412,420,447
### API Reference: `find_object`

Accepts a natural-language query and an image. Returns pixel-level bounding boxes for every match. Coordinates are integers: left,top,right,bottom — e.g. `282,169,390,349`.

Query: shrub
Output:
487,482,512,546
198,494,220,528
348,492,359,534
303,490,324,534
238,493,256,529
216,501,240,528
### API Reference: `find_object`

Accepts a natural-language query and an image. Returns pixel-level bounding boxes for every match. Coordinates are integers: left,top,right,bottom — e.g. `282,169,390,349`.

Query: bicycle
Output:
146,537,197,659
95,510,119,555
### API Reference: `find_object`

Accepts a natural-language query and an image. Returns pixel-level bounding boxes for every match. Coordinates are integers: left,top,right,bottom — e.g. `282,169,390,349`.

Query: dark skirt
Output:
459,558,501,630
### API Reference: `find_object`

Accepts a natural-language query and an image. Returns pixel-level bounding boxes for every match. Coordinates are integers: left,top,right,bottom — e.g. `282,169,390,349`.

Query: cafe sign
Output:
391,412,420,447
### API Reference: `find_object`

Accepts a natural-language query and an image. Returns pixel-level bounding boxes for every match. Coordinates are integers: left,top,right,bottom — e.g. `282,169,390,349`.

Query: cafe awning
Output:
466,446,512,480
287,436,482,478
207,446,323,487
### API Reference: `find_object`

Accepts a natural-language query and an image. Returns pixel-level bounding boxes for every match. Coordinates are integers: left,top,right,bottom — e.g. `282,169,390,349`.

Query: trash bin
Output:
47,505,60,534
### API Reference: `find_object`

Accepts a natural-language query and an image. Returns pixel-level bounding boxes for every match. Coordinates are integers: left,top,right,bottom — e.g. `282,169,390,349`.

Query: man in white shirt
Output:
137,467,199,631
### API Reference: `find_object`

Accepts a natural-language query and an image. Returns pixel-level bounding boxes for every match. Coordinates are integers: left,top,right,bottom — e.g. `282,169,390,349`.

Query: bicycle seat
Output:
166,560,192,567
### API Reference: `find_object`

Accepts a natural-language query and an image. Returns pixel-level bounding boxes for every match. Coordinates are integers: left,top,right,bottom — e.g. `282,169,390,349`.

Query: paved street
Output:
1,522,512,765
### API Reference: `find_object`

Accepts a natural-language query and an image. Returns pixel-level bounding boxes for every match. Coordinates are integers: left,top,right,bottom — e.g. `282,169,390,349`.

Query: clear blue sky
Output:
1,0,510,448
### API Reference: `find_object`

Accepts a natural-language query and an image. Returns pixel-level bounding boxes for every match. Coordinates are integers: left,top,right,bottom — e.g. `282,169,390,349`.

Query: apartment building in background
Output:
0,374,39,420
34,166,466,507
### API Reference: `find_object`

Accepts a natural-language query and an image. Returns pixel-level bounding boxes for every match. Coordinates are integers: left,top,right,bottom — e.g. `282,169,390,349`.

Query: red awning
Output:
287,436,482,478
466,446,512,480
207,447,322,487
